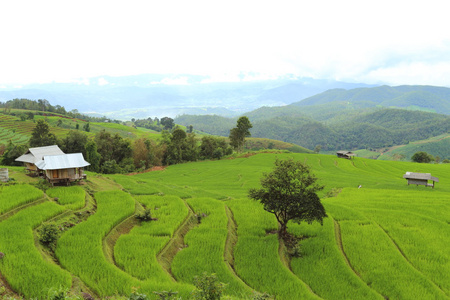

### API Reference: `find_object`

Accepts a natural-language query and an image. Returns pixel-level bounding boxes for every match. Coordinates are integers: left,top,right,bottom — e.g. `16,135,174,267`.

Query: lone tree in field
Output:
229,116,252,152
249,158,327,237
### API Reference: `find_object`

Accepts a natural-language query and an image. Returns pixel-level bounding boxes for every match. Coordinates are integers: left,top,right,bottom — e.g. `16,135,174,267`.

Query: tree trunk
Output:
279,222,288,238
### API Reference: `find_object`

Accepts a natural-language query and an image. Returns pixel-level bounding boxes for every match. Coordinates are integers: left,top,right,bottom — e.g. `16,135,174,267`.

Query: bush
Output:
191,272,227,300
135,208,153,222
153,290,179,300
38,223,59,246
129,288,148,300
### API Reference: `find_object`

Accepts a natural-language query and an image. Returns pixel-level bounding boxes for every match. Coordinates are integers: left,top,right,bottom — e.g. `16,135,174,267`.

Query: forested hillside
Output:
175,107,450,159
293,85,450,114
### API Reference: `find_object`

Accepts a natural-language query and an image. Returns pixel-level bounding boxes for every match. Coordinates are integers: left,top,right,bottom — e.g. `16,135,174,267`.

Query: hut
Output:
403,172,439,188
336,151,356,159
15,145,64,176
35,153,90,186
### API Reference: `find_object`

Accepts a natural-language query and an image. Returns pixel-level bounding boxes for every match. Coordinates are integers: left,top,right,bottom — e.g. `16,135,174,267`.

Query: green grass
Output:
114,195,188,281
55,190,192,298
3,152,450,299
171,197,252,297
228,199,320,300
46,186,86,210
0,184,43,214
55,190,137,296
0,201,71,299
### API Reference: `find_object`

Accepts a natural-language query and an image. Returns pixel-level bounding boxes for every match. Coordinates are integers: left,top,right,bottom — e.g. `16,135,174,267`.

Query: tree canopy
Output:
229,116,252,152
29,119,58,147
249,158,327,237
411,151,434,163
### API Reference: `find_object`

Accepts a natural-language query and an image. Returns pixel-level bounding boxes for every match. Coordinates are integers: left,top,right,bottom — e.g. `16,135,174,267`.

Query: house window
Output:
52,170,59,178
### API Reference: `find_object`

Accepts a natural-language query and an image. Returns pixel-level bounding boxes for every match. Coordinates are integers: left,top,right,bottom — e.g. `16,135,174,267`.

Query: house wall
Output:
407,179,429,186
45,168,84,180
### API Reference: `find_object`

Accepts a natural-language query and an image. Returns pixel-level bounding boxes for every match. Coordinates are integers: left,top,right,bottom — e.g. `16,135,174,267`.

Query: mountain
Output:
0,74,374,119
293,85,450,114
175,106,450,159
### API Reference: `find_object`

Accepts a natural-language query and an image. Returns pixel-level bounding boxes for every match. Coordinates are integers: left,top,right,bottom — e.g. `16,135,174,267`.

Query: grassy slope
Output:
2,150,450,299
379,133,450,161
109,153,450,299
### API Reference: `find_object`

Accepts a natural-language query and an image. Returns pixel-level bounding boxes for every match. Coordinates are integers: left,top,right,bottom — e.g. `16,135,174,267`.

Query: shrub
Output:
129,288,148,300
135,208,153,222
191,272,227,300
38,223,59,245
153,290,179,300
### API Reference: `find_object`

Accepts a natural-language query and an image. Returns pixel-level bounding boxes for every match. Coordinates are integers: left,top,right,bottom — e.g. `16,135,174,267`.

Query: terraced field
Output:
1,153,449,299
0,114,68,145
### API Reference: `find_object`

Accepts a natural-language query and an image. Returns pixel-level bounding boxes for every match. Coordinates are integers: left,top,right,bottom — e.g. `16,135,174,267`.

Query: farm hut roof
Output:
403,172,439,182
15,145,64,164
35,153,90,170
336,151,356,156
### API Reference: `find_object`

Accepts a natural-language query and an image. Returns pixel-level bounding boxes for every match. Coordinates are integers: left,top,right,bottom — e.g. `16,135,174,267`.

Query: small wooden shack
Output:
403,172,439,188
15,145,64,176
336,151,356,159
35,153,90,186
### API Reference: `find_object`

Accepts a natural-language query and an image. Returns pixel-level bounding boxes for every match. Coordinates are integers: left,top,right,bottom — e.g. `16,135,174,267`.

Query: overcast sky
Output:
2,0,450,86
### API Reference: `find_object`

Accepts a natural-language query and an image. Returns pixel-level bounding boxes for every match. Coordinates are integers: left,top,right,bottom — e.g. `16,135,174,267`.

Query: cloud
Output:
151,77,190,85
1,0,450,86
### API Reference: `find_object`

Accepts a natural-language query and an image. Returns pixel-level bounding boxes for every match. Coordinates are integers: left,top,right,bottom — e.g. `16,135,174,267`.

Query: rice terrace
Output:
0,152,449,299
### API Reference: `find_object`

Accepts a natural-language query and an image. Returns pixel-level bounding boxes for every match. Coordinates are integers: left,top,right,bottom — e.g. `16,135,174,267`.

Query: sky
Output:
2,0,450,87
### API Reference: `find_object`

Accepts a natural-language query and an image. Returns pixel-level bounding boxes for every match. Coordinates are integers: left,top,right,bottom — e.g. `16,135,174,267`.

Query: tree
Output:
60,130,88,155
0,141,28,166
229,116,252,152
83,122,90,132
95,130,132,172
160,117,174,130
85,141,101,172
411,151,433,163
249,158,327,237
314,145,321,154
163,128,198,165
29,119,58,147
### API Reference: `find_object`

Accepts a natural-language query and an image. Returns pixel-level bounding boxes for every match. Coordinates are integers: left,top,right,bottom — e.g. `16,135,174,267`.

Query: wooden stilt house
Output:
15,145,64,176
35,153,90,186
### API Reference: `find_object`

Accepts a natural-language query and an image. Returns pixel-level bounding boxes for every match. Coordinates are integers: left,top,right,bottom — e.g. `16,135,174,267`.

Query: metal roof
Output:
15,145,64,163
35,153,90,170
337,151,356,156
403,172,439,182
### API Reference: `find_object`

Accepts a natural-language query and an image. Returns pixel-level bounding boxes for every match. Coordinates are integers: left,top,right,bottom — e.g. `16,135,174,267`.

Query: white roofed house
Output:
35,153,90,186
15,145,64,175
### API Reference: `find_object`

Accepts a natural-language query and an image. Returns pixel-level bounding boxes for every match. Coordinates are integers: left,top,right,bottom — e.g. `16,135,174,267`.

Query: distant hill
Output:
293,85,450,114
175,107,450,160
0,74,374,119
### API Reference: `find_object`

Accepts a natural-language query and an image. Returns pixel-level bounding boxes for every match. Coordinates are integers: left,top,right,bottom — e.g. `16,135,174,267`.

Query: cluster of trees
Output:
132,117,175,132
411,151,450,164
0,98,120,123
0,118,246,174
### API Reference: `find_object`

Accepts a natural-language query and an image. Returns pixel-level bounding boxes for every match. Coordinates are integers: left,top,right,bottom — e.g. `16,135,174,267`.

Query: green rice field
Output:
1,152,449,299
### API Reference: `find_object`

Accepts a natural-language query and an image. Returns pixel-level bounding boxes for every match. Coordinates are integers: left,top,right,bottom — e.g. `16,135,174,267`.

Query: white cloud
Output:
98,78,109,86
151,77,190,85
1,0,450,86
